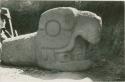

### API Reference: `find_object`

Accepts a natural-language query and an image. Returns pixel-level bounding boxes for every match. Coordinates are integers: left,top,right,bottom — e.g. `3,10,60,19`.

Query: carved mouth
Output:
54,36,89,62
37,36,91,71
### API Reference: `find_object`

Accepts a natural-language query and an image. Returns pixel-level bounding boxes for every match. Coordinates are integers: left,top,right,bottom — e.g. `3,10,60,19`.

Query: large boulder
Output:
1,7,102,71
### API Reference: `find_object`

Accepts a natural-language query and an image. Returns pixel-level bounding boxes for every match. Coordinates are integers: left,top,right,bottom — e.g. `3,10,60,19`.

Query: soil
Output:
0,63,95,82
0,60,124,82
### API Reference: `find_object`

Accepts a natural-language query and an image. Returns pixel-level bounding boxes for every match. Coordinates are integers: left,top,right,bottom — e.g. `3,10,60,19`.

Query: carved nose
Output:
74,11,102,44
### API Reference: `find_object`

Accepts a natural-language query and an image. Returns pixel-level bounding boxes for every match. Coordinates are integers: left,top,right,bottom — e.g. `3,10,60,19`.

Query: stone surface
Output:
1,7,102,71
37,7,78,49
35,7,102,71
74,11,102,44
1,32,37,66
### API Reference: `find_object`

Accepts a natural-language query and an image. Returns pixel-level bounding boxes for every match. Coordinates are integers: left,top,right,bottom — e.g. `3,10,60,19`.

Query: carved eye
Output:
45,20,61,36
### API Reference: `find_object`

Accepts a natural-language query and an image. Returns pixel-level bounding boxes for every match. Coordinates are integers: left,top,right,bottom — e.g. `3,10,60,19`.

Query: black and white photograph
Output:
0,0,124,82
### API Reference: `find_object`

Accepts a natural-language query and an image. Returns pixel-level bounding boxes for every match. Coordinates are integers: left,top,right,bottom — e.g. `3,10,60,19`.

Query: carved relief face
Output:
35,7,102,71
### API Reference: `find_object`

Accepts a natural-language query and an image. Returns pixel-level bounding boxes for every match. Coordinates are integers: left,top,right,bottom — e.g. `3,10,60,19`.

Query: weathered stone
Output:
1,7,102,71
35,7,102,71
1,33,37,66
37,7,78,49
74,11,102,44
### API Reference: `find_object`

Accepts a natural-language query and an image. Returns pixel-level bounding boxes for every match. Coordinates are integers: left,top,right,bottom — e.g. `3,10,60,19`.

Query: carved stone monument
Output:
1,7,102,71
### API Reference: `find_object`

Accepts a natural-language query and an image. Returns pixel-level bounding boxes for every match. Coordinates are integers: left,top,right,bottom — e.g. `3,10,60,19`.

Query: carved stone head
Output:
35,7,102,71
